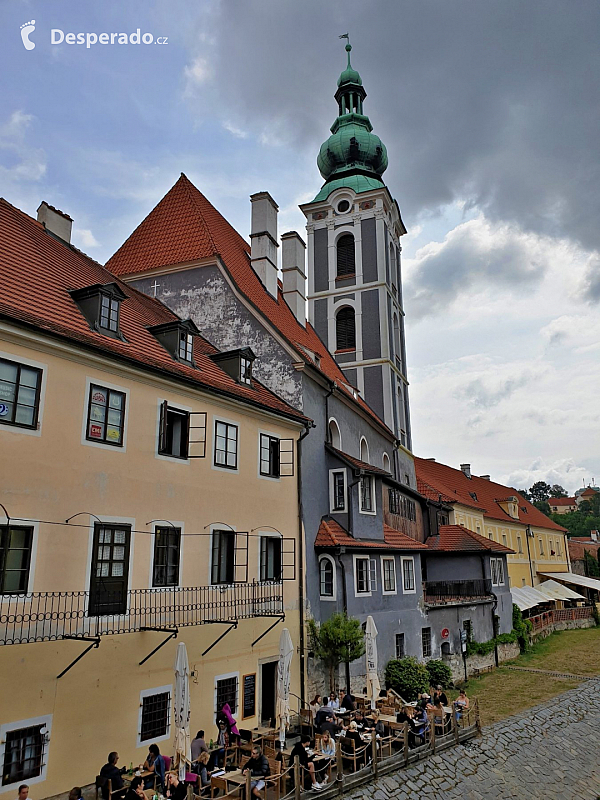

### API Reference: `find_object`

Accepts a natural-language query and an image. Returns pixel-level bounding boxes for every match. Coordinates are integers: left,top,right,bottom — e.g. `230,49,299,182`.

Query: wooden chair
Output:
263,744,276,759
265,758,283,800
379,735,394,758
238,729,253,760
223,746,238,771
340,737,359,772
210,775,228,799
95,777,127,800
299,708,313,735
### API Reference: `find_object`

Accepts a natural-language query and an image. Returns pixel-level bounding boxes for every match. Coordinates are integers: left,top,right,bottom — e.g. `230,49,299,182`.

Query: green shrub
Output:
425,659,452,688
385,657,429,701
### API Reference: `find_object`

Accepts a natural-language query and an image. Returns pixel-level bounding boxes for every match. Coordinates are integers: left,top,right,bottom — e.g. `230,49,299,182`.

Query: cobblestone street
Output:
349,677,600,800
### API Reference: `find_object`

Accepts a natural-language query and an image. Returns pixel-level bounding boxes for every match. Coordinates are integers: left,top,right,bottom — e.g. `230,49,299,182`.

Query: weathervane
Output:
339,32,352,65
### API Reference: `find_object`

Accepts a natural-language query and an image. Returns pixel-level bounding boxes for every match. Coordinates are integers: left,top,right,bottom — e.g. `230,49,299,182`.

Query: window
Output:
216,676,238,714
401,557,415,592
488,531,494,540
463,619,473,643
360,475,374,512
502,533,508,547
328,418,341,449
381,557,396,593
86,384,125,446
355,557,370,594
211,530,235,585
369,558,377,592
0,358,42,429
99,293,120,332
2,723,47,786
382,453,390,473
337,200,350,214
331,470,346,512
539,539,544,556
395,633,405,660
336,234,355,277
158,403,189,459
556,539,561,557
140,691,171,743
336,307,356,351
517,535,523,554
422,628,432,658
89,524,131,616
360,437,369,463
214,421,238,469
260,434,280,478
496,559,505,585
240,355,253,385
179,330,193,362
260,536,282,581
491,557,505,587
152,527,181,587
0,526,33,595
319,557,334,598
388,489,416,521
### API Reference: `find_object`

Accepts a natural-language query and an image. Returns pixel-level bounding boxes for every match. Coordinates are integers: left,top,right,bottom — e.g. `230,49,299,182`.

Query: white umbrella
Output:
365,616,380,710
275,628,294,746
173,642,191,781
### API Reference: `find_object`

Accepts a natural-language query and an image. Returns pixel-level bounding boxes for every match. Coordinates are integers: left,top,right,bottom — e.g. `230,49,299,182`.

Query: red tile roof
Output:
326,445,391,475
0,197,308,424
415,458,567,532
548,497,577,507
315,518,427,550
580,487,599,497
426,525,514,554
106,174,393,435
567,538,600,561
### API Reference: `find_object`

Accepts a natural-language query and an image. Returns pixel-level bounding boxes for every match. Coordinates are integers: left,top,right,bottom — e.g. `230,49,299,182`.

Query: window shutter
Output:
336,234,355,277
369,558,377,592
278,439,295,477
281,537,296,581
233,531,249,583
336,307,356,350
187,411,207,457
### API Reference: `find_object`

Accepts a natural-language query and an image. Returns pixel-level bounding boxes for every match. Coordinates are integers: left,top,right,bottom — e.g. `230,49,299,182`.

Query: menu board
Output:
242,673,256,720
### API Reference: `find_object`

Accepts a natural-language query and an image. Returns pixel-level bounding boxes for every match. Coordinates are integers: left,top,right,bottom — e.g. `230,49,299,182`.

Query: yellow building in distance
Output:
0,200,306,798
415,458,570,589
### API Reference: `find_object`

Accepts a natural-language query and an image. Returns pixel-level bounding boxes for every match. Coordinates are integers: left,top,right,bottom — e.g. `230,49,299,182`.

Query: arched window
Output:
382,453,391,473
360,437,369,464
336,307,355,351
336,234,355,278
328,418,341,450
319,556,335,598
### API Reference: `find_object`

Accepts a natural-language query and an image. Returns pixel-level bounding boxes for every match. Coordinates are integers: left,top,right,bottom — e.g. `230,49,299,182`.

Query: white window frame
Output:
395,633,405,660
257,428,282,482
359,436,369,464
0,714,52,792
0,349,48,438
382,453,391,473
258,532,282,582
318,555,336,601
81,376,130,453
401,556,416,594
490,557,505,587
502,533,508,547
211,415,240,474
155,398,191,465
214,671,239,715
353,554,371,597
137,685,172,747
329,468,347,513
517,535,523,554
149,520,185,589
539,538,545,556
208,523,237,587
369,558,377,592
359,474,376,515
381,556,397,595
328,417,342,450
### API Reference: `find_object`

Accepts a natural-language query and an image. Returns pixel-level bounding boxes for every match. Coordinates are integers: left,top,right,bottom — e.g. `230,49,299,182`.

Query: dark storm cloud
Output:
194,0,600,252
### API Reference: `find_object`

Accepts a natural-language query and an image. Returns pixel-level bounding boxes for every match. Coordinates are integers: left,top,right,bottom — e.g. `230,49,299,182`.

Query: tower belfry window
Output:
336,307,356,351
336,234,355,278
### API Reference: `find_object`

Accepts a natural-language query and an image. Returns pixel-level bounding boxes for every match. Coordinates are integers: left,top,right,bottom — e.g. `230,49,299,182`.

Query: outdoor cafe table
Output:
211,769,247,793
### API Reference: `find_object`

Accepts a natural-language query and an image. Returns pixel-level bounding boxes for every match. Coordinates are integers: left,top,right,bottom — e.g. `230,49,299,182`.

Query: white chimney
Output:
591,531,598,542
37,201,72,243
480,475,491,481
250,192,278,297
281,231,306,325
460,463,472,479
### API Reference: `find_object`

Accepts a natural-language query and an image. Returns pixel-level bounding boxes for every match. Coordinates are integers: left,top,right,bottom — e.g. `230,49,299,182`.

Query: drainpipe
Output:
297,421,313,708
336,549,351,692
525,526,535,585
324,384,335,443
480,554,499,667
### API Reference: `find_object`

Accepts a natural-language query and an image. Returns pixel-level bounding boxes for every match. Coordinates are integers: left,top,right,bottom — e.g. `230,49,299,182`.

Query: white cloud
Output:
75,228,100,249
222,121,247,139
183,56,212,92
503,458,593,495
0,110,46,182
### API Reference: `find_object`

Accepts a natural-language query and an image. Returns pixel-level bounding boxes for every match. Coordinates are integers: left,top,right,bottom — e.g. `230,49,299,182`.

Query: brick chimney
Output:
250,192,278,298
37,202,72,244
460,463,472,479
281,231,306,325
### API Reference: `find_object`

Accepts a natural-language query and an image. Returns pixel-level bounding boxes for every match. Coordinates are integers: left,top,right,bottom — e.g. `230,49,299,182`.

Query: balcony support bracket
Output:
139,627,178,665
251,614,285,648
57,636,101,679
202,622,238,657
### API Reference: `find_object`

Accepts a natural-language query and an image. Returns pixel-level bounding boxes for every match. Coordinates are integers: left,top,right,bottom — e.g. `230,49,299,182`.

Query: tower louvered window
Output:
336,234,355,277
336,307,356,350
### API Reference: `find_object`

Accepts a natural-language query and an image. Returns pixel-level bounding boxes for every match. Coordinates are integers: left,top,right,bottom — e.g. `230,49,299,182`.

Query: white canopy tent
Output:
538,571,600,593
276,628,294,746
172,642,191,781
365,615,380,710
536,579,586,602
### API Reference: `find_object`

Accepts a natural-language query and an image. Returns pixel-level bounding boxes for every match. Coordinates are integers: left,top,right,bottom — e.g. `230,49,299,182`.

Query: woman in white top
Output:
326,692,340,710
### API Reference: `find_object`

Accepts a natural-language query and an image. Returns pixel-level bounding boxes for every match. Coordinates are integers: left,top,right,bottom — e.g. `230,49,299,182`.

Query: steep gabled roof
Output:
315,517,426,550
415,458,567,533
0,197,308,423
567,539,600,561
326,444,390,475
548,497,577,507
426,525,514,554
106,174,393,436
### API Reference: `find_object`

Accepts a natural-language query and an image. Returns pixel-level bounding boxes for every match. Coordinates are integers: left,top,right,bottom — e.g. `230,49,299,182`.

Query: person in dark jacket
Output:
341,722,364,769
340,689,355,712
123,777,145,800
242,746,270,798
99,752,125,799
165,773,187,800
288,735,322,791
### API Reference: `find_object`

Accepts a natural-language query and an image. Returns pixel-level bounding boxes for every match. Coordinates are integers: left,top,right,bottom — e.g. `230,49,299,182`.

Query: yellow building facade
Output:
0,319,304,799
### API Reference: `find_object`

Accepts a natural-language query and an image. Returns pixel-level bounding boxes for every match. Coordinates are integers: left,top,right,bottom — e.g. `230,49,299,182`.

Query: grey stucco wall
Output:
363,365,385,423
361,289,381,360
361,217,378,283
425,555,484,582
314,228,328,292
313,298,328,346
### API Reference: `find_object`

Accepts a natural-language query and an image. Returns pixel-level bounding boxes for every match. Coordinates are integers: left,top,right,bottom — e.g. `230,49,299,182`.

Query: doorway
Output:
260,661,277,725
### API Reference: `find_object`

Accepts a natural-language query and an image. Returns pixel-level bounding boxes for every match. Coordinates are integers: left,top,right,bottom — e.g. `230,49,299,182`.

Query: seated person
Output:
396,706,414,725
341,722,364,767
99,752,126,799
213,720,230,768
315,705,334,729
288,735,322,791
164,773,186,800
191,730,209,765
143,744,165,791
340,689,355,712
196,751,213,794
370,711,385,736
320,713,342,737
124,777,145,800
410,706,428,747
326,692,340,710
353,711,367,731
242,746,270,799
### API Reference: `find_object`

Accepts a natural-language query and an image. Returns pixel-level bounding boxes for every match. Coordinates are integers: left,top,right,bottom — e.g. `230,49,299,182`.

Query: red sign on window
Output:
441,628,449,639
89,423,102,439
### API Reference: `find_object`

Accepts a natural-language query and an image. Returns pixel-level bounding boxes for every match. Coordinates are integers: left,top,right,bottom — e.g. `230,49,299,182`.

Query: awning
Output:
536,579,586,601
538,571,600,592
511,586,538,611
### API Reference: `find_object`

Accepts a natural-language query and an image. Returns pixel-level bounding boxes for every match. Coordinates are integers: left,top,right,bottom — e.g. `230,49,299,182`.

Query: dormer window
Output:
70,283,127,340
148,319,199,365
211,347,256,387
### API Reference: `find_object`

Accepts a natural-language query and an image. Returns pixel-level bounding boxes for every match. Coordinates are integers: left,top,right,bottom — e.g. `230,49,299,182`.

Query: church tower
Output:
301,40,413,453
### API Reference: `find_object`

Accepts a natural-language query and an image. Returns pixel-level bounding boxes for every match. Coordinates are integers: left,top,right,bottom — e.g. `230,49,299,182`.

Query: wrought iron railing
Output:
0,581,283,645
423,579,493,604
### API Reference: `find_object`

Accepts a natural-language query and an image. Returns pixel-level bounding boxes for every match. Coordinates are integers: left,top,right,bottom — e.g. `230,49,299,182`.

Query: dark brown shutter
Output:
336,234,355,277
336,307,356,350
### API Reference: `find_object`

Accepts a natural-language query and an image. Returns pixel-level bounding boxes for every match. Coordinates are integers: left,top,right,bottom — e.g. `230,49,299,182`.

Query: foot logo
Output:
20,20,36,50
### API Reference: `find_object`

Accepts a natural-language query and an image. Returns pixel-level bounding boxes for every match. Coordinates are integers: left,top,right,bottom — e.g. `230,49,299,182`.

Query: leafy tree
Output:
425,660,452,688
584,550,600,578
516,488,531,501
579,500,592,516
384,657,429,701
307,613,365,692
529,481,552,503
549,484,568,498
549,509,600,538
533,500,551,516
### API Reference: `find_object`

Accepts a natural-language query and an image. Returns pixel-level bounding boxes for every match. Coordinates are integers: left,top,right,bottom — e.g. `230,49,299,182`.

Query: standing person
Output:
241,745,270,798
191,730,209,764
143,744,165,792
213,719,230,767
100,753,125,799
288,735,322,792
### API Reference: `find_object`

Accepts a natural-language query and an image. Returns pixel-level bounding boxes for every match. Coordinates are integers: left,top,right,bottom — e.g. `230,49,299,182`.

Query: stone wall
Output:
443,641,520,683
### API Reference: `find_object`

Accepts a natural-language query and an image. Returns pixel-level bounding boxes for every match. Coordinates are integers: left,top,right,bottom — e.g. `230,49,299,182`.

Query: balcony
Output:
0,581,284,646
423,579,493,605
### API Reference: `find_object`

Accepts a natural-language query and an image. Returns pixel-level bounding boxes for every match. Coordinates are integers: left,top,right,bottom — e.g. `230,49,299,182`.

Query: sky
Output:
1,0,599,493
